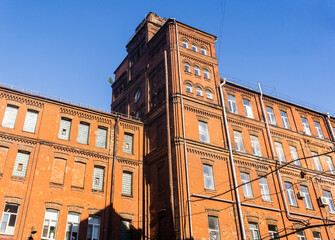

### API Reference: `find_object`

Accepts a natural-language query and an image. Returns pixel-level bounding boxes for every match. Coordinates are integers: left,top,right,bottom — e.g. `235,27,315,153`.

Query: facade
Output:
1,12,335,240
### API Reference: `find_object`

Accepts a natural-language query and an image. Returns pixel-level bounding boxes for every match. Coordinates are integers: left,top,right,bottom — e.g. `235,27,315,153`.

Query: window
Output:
194,66,200,76
274,142,286,162
92,167,104,191
289,146,300,166
96,127,107,148
203,164,215,190
182,40,188,48
313,232,322,240
284,182,297,206
324,190,335,213
87,216,100,240
241,172,253,197
201,47,207,55
312,152,323,171
196,87,203,96
184,63,191,72
58,117,72,140
204,69,210,79
314,121,324,139
2,105,19,129
268,225,278,240
280,111,290,129
77,122,90,144
208,216,220,240
250,135,261,156
228,94,238,114
266,106,276,125
234,131,245,152
206,90,213,100
243,99,253,118
134,90,141,102
249,222,260,240
326,156,335,174
12,151,30,178
42,209,59,240
186,84,192,93
23,110,38,133
301,117,311,135
198,121,210,143
259,177,271,201
65,212,80,240
192,44,197,52
123,133,133,154
0,203,19,235
122,171,133,196
297,231,306,240
120,220,131,240
300,185,313,209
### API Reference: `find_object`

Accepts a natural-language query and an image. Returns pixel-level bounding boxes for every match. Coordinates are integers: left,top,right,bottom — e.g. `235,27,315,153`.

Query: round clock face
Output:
135,90,141,102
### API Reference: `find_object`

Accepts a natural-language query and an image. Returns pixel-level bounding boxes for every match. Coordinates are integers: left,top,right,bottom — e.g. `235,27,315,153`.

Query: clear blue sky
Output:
0,1,334,114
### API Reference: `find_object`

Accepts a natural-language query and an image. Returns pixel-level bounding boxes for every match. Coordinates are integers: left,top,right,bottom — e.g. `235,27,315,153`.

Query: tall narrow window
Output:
192,44,197,52
204,69,210,79
194,66,200,76
96,127,107,148
274,142,286,162
198,121,210,143
324,190,335,214
314,121,324,139
2,105,19,129
122,171,133,196
182,40,188,48
234,131,245,152
313,232,322,240
86,216,100,240
184,63,191,72
23,110,38,133
300,185,313,209
266,106,276,125
259,177,271,201
326,156,335,174
289,146,300,166
120,220,131,240
196,87,203,96
58,117,72,140
301,117,311,135
280,111,290,129
241,172,253,197
92,167,104,191
243,99,253,118
249,222,260,240
297,231,306,240
65,212,80,240
0,203,19,235
77,122,90,144
312,152,323,171
203,164,215,190
268,225,278,240
12,151,30,178
42,209,59,240
201,47,207,55
186,84,192,93
284,182,297,206
228,94,238,114
250,135,261,156
208,216,220,240
206,90,213,100
123,133,134,154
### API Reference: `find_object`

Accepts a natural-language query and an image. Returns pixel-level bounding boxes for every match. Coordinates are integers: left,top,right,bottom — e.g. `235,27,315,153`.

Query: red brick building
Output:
1,12,335,240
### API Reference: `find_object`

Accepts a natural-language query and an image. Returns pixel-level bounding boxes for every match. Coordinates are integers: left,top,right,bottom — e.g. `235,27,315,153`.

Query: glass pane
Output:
86,225,93,240
0,222,7,232
93,225,100,240
49,226,56,239
8,214,17,227
42,225,49,237
5,204,18,213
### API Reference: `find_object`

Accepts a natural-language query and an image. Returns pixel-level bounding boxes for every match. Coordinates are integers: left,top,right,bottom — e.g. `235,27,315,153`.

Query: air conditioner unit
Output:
297,192,305,199
318,197,328,207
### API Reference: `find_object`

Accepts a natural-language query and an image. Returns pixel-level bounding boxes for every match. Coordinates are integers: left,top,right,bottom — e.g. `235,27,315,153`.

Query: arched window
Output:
186,84,192,93
184,63,191,72
194,66,200,76
134,90,141,102
192,44,198,52
196,87,203,96
182,40,188,48
201,47,207,55
204,69,210,79
206,90,213,99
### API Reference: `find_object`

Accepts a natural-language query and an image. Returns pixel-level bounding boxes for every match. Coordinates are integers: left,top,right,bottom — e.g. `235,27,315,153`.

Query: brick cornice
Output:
60,107,112,124
184,104,221,120
0,92,44,107
186,147,226,161
117,156,141,166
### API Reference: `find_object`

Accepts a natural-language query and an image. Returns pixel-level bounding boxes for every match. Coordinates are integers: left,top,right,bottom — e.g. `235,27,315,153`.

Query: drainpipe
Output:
174,19,193,239
219,79,246,240
326,113,335,142
109,116,120,240
257,82,309,225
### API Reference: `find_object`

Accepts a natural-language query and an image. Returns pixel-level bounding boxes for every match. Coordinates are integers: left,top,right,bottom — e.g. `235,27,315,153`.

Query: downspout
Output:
257,82,309,225
326,113,335,142
219,79,246,240
164,50,176,234
109,116,120,240
174,19,193,239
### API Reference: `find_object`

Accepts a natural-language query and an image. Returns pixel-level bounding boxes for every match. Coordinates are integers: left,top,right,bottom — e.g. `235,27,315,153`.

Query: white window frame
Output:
184,63,191,72
23,109,39,133
194,66,200,76
198,121,210,143
243,99,253,118
326,156,335,174
250,135,261,156
312,152,323,171
196,87,203,96
241,172,253,198
42,209,59,240
301,117,311,135
268,225,278,240
201,47,207,55
204,69,210,79
314,121,324,139
2,105,19,129
182,40,188,48
203,164,215,190
186,84,192,93
249,222,260,240
228,94,238,114
0,203,19,235
300,185,313,209
266,106,276,125
280,111,290,129
65,212,80,240
86,216,100,240
297,231,306,240
324,190,335,214
285,182,297,206
206,90,213,100
289,146,300,166
275,142,286,163
192,44,197,52
234,131,245,152
259,177,271,201
208,216,220,240
313,232,322,240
